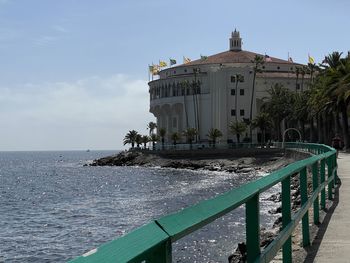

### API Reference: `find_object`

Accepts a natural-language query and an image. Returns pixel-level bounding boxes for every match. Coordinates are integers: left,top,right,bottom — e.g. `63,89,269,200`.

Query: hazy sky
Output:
1,0,349,151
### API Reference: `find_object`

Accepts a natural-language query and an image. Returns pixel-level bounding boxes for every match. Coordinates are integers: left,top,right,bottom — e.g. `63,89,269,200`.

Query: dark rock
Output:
268,206,282,214
228,242,247,263
273,216,282,228
264,193,282,202
260,229,278,248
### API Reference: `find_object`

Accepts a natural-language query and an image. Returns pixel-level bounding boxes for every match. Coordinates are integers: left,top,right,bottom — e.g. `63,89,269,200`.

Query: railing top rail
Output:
70,222,169,262
156,144,335,241
69,142,336,263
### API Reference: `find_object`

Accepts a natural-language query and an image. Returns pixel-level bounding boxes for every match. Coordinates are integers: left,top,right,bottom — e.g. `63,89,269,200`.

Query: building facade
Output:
148,30,308,143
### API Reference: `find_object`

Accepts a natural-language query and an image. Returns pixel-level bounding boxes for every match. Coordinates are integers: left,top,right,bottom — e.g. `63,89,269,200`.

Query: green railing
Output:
69,142,337,263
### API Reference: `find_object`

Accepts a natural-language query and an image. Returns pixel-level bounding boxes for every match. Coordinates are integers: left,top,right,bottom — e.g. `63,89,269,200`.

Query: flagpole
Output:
148,64,150,82
152,62,154,81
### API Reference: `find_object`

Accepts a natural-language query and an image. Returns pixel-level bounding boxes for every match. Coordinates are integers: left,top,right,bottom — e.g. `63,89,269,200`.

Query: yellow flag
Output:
308,54,315,64
152,65,160,75
159,61,167,67
183,56,191,64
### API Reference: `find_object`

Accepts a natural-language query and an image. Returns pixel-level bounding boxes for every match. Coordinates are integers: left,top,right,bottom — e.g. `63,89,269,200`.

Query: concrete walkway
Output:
310,152,350,262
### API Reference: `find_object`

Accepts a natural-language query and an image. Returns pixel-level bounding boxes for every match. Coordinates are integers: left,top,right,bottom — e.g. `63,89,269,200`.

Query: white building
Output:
149,30,308,143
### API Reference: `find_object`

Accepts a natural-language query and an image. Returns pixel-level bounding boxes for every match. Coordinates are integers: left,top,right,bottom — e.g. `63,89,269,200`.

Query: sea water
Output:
0,151,280,262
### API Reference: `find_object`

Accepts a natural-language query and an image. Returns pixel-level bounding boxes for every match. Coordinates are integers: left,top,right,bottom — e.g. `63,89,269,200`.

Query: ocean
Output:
0,151,280,262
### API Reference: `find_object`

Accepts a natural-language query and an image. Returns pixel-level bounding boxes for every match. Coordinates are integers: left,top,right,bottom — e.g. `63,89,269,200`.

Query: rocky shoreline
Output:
229,167,313,263
88,149,295,174
88,149,311,262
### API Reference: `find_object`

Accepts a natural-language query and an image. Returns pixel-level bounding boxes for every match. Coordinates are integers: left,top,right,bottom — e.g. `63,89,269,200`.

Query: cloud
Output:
33,35,58,47
53,25,68,33
0,27,20,42
0,74,154,150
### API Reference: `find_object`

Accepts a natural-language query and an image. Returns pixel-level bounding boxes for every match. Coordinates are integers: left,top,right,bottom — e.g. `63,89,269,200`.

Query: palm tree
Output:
251,112,272,145
181,80,190,129
295,66,301,92
249,55,265,141
171,132,181,146
192,68,201,141
261,84,293,141
322,51,343,69
135,134,142,148
229,121,247,143
183,128,198,149
123,130,139,148
300,65,309,92
141,135,149,149
234,74,244,122
150,133,159,150
292,91,309,140
147,121,157,135
159,128,166,150
325,56,350,148
207,128,223,147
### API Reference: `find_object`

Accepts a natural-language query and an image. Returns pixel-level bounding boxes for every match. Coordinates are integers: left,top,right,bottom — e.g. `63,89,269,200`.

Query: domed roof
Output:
179,50,292,67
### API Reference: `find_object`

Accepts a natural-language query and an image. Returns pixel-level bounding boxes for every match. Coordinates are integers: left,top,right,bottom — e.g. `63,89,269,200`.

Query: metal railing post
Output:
312,162,320,224
300,167,310,247
246,193,260,263
282,176,292,263
320,159,326,210
327,157,333,200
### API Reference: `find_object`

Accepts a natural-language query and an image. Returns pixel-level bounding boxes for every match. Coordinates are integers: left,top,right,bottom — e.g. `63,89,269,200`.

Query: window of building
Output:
240,89,244,95
231,109,236,116
296,83,301,90
184,69,187,73
174,70,176,74
231,76,236,83
231,89,236,95
240,109,245,116
277,66,280,70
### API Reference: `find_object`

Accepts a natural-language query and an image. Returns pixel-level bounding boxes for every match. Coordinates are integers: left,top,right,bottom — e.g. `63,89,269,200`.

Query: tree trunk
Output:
335,111,341,134
236,133,241,143
317,114,322,143
309,117,315,142
322,113,327,144
262,129,266,146
301,121,305,142
340,102,350,149
249,73,257,140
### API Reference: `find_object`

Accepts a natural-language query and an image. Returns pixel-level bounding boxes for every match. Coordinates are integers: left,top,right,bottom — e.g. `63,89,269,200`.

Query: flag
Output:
308,54,315,64
288,57,293,63
159,60,167,67
200,54,208,60
148,65,154,73
169,58,177,65
151,64,160,75
264,54,272,62
183,56,191,64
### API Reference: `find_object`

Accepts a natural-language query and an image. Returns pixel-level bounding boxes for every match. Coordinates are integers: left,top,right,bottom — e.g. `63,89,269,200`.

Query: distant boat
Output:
86,149,90,152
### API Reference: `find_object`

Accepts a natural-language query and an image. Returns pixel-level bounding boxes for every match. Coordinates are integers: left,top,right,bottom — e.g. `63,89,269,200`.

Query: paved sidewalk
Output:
311,152,350,262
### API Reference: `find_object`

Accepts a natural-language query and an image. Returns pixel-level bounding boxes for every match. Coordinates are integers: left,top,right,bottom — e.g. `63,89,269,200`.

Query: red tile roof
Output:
177,50,294,67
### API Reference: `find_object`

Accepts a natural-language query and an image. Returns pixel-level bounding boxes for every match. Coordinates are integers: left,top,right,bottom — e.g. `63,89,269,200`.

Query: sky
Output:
0,0,349,151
